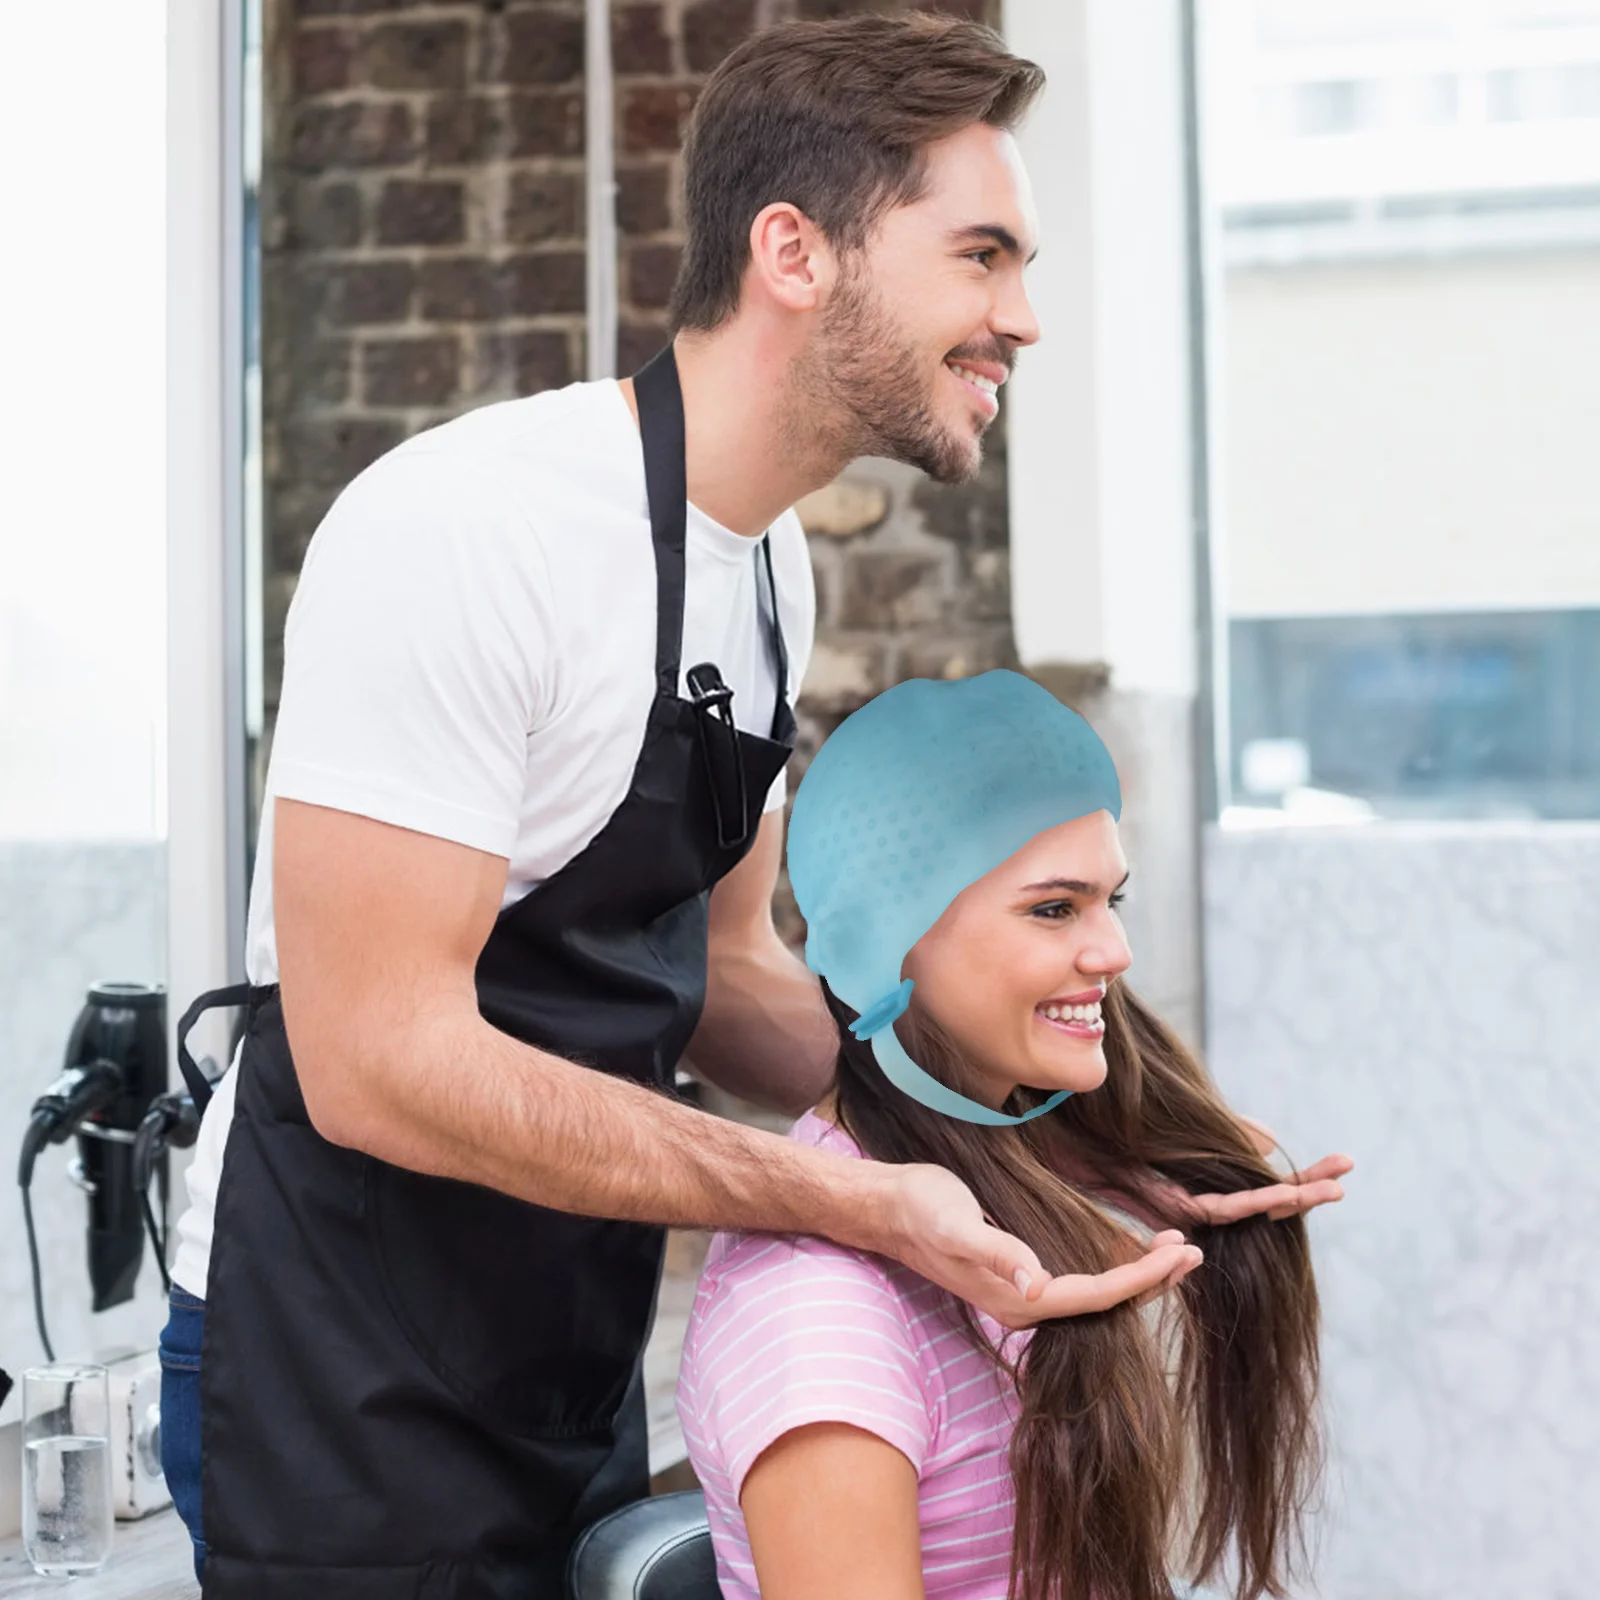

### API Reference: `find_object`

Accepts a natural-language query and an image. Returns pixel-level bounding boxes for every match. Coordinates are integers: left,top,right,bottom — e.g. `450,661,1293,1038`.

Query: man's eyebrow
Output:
1019,869,1132,896
949,223,1039,265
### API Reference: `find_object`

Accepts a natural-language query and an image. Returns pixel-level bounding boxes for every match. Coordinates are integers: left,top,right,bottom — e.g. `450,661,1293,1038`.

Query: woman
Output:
676,672,1349,1600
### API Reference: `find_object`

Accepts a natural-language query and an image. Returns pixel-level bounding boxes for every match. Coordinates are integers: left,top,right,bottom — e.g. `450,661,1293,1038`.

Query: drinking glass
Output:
22,1362,113,1577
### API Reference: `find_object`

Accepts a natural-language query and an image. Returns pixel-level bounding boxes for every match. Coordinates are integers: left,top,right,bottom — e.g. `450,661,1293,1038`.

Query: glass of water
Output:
22,1362,114,1577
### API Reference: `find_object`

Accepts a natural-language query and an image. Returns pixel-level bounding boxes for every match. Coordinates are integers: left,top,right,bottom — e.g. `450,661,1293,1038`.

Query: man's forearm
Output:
687,933,837,1114
312,991,881,1247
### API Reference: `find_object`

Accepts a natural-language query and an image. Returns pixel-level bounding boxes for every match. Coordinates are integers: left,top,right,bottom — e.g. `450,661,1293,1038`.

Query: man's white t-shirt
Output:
171,377,815,1298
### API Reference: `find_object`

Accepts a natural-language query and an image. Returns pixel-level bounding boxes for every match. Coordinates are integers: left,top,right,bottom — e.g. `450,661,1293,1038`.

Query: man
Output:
162,14,1345,1595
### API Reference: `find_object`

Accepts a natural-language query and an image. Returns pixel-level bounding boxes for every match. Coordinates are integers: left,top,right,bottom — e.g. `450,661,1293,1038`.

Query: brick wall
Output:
261,0,589,723
261,0,1014,900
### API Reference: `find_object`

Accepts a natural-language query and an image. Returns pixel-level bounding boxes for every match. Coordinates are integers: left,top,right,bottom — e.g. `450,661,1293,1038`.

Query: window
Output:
0,3,168,842
1203,0,1600,824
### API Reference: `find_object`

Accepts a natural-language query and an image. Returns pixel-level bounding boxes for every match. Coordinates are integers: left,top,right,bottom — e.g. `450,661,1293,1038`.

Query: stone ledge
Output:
795,479,890,539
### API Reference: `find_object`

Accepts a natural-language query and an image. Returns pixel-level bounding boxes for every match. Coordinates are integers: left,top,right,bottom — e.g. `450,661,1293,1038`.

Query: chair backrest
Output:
566,1490,718,1600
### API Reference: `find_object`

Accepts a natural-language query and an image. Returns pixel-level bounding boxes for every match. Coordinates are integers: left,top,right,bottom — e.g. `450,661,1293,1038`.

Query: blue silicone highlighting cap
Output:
787,671,1123,1125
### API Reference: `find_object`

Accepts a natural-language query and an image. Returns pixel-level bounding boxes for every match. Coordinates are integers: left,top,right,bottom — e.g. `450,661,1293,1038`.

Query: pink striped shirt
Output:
676,1110,1029,1598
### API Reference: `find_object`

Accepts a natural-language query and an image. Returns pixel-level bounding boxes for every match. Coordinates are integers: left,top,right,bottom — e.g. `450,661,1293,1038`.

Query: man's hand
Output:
1156,1116,1354,1227
875,1162,1202,1331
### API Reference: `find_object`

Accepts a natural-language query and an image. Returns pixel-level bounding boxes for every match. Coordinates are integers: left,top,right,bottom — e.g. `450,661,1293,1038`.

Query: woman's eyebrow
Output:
1020,869,1132,896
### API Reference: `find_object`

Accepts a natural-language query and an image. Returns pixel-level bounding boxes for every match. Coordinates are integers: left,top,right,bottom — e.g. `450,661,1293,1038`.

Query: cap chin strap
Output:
850,979,1073,1128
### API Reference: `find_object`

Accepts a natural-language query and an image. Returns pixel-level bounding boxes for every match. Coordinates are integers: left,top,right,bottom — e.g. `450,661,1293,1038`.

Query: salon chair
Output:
566,1492,1235,1599
566,1490,718,1600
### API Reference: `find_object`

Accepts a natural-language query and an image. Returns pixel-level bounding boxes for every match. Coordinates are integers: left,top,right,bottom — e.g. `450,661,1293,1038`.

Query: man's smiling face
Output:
799,122,1042,484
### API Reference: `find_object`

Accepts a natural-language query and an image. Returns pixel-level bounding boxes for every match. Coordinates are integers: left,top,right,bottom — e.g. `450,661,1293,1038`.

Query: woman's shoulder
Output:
692,1144,985,1424
680,1169,946,1489
688,1113,913,1333
697,1225,905,1320
785,1105,863,1159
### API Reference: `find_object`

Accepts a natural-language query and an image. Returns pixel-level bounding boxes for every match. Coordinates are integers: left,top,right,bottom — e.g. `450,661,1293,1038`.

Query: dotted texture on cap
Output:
788,671,1122,1034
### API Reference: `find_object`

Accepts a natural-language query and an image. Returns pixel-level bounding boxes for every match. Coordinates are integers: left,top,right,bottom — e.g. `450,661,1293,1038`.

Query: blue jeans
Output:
158,1285,206,1584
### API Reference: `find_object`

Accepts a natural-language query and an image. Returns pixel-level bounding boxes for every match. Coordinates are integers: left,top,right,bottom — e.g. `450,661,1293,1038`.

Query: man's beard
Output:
790,265,989,486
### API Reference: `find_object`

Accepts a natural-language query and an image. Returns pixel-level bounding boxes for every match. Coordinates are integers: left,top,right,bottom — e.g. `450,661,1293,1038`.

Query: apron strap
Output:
635,343,794,729
175,983,253,1114
757,535,790,714
632,345,688,698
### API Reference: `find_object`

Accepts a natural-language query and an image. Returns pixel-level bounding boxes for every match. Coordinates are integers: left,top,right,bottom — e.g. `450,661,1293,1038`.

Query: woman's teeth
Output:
947,362,998,396
1039,1002,1103,1025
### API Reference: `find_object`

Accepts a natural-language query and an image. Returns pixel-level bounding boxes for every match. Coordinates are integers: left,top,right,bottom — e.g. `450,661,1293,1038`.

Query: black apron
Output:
178,347,796,1598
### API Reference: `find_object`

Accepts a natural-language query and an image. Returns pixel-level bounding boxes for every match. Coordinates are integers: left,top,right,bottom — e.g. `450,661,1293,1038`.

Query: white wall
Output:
0,2,174,1421
0,2,168,838
167,0,237,1064
0,0,235,1423
1005,0,1198,697
1003,0,1207,1047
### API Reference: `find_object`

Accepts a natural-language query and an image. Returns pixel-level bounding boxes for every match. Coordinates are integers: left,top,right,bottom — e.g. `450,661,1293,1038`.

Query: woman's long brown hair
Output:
823,976,1322,1600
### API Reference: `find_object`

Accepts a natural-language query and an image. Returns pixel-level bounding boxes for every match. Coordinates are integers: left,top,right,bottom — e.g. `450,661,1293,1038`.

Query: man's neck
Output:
618,326,849,538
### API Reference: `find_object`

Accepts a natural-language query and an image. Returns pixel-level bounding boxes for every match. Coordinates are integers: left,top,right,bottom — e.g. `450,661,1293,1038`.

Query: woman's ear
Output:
746,201,837,315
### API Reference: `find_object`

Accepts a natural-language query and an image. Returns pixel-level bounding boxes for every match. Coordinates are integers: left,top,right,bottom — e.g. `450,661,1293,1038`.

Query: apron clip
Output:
686,663,751,850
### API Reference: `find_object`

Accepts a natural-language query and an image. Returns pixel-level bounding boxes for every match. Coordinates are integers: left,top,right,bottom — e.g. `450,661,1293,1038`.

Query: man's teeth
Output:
948,362,998,396
1040,1002,1102,1025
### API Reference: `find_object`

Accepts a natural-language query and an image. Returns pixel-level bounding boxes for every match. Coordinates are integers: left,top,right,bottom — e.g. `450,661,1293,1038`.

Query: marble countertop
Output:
0,1510,196,1600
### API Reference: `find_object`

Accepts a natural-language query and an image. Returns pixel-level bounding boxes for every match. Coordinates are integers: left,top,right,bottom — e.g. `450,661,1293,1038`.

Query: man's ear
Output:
746,201,836,315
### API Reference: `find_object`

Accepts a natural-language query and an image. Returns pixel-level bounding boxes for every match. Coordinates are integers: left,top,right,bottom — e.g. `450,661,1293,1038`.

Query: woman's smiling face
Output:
901,810,1132,1108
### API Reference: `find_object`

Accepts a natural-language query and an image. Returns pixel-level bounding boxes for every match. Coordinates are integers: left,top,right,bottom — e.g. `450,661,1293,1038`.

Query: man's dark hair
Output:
668,13,1045,333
